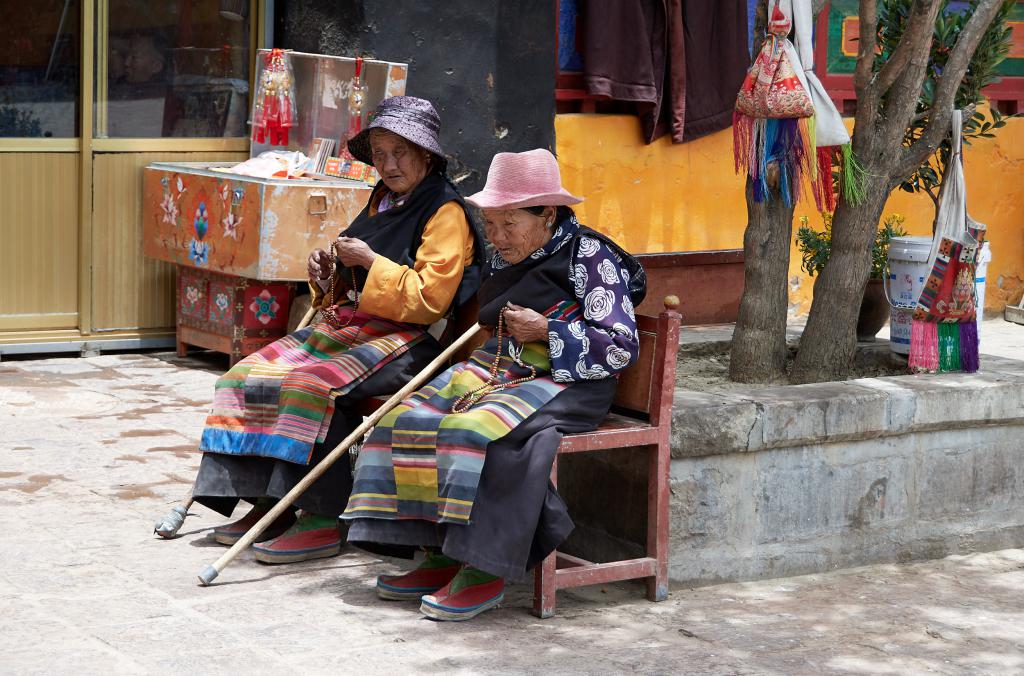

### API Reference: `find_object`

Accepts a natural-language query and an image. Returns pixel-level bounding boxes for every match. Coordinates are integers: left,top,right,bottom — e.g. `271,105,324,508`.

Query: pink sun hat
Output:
466,149,583,210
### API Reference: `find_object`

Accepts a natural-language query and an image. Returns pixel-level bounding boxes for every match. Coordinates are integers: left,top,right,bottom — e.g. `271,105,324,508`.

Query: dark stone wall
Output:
275,0,556,195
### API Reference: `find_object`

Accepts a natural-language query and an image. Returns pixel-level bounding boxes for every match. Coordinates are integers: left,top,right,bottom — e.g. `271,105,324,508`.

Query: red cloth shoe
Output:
252,514,342,564
376,561,461,601
211,505,296,546
419,570,505,621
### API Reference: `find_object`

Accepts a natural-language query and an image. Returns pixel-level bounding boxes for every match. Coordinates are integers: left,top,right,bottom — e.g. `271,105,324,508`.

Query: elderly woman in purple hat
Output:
186,96,484,565
341,149,646,620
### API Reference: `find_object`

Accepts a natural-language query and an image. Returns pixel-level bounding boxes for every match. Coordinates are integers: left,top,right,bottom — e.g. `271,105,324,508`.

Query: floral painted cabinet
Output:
177,266,294,364
143,164,371,280
140,51,409,362
143,165,368,362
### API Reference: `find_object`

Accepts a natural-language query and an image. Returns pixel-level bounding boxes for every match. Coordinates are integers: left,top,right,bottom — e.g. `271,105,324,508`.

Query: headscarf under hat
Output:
347,96,447,172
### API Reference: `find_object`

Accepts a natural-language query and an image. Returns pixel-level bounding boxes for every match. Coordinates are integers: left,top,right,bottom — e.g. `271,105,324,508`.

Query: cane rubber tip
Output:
197,565,219,586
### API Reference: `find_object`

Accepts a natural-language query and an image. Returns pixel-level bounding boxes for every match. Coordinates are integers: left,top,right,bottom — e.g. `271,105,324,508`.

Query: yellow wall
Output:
555,114,1024,317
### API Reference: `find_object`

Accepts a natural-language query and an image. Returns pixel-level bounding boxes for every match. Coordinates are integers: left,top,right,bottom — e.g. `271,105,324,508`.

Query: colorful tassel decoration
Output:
937,322,961,372
908,318,939,373
839,143,866,206
812,146,837,212
959,321,980,372
733,112,813,208
734,112,861,212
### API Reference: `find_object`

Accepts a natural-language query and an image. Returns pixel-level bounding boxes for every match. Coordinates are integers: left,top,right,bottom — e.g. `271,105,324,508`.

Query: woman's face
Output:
481,207,556,264
369,129,431,195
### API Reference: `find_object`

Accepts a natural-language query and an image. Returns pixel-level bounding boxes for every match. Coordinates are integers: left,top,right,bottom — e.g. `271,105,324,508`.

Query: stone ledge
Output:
672,354,1024,459
667,424,1024,585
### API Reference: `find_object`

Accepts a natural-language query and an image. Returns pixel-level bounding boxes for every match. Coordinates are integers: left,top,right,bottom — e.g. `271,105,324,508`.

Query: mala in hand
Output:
320,255,359,329
450,305,536,413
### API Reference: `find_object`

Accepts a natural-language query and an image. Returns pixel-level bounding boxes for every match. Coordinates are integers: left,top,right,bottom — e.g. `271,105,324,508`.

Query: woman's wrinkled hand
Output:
503,303,549,343
333,236,378,269
307,248,332,280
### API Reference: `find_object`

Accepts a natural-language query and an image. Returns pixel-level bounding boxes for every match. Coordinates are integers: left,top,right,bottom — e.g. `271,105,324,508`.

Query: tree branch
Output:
853,0,878,92
852,0,880,135
911,100,977,127
896,0,1005,178
875,0,943,94
878,0,945,145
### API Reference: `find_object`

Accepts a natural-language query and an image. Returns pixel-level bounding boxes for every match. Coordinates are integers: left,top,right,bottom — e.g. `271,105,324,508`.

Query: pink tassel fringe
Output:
908,319,939,373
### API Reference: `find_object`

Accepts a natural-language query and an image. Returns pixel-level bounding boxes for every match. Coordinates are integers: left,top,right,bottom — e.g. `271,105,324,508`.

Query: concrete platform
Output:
663,320,1024,586
1,337,1023,672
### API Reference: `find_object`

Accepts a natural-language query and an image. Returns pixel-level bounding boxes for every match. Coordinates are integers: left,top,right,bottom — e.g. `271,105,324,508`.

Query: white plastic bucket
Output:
884,236,932,355
975,241,991,334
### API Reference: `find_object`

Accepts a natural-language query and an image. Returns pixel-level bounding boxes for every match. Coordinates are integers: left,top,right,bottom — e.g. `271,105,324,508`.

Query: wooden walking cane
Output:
153,304,321,539
196,322,483,586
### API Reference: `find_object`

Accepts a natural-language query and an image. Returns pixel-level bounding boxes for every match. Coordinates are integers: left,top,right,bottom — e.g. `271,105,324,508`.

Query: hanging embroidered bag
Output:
735,4,814,119
908,109,985,373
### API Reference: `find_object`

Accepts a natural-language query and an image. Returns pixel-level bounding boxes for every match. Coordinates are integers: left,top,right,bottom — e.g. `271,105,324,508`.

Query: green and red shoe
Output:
376,553,461,601
211,504,296,546
252,512,342,564
419,567,504,621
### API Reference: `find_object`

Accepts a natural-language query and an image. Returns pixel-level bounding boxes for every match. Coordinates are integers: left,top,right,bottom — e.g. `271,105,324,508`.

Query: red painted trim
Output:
533,303,680,616
555,552,591,569
813,1,1024,110
557,426,659,452
637,250,744,267
554,558,659,588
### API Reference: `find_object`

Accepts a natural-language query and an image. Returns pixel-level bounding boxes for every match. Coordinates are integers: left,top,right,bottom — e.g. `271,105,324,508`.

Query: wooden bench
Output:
533,296,680,617
360,297,681,617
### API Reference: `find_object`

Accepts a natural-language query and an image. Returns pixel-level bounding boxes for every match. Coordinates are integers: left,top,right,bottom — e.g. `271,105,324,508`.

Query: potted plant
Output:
796,213,907,340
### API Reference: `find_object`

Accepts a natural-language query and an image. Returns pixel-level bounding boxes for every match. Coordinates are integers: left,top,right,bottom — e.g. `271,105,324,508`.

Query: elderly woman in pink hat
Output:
186,96,484,565
342,148,647,621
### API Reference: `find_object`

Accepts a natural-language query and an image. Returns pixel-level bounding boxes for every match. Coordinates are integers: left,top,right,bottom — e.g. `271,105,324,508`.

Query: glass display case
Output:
142,51,408,363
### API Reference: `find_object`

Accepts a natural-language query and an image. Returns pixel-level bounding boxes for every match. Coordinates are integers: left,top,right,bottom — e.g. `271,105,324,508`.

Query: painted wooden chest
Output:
140,51,408,361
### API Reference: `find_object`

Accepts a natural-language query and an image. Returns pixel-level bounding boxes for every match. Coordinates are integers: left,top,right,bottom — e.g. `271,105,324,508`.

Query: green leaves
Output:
795,214,833,278
879,0,1018,205
795,213,908,279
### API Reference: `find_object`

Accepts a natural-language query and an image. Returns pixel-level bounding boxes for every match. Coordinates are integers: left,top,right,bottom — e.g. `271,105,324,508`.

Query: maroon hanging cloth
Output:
581,0,668,143
664,0,686,142
680,0,749,142
580,0,747,145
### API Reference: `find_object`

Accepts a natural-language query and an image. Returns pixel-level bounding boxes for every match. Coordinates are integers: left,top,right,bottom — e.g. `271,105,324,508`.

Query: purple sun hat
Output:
347,96,447,171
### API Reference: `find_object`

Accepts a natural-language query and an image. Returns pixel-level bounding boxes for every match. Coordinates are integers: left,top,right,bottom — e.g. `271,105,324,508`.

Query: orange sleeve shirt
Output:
310,201,474,325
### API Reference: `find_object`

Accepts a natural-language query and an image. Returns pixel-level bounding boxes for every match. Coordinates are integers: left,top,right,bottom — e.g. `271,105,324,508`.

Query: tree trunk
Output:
729,175,795,383
729,0,828,383
790,172,889,383
787,0,1005,384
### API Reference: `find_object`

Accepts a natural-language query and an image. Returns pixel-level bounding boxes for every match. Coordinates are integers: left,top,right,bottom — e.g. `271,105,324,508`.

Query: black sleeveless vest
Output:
336,173,486,315
477,221,647,327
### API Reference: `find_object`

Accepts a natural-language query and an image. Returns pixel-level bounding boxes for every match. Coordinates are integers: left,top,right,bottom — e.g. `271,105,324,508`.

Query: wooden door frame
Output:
0,0,266,352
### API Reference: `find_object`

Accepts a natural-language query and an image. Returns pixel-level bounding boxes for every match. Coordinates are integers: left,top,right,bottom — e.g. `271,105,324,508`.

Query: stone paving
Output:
1,326,1023,674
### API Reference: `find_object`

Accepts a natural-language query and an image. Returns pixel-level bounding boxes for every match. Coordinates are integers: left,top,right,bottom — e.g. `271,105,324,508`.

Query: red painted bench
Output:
533,296,680,617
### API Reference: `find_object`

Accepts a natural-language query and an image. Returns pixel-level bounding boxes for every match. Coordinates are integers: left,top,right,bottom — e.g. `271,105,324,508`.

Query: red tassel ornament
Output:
811,146,837,212
251,49,297,146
